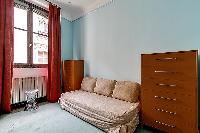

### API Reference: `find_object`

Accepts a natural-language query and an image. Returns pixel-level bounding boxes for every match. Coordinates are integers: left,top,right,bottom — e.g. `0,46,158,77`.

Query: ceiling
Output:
31,0,113,21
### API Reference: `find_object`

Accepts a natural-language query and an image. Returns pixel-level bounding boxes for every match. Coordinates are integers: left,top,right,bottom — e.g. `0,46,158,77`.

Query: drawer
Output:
141,51,197,68
144,104,196,123
142,104,197,133
141,79,198,111
141,93,197,121
142,109,178,133
142,115,193,133
142,65,197,80
141,78,197,95
150,107,176,125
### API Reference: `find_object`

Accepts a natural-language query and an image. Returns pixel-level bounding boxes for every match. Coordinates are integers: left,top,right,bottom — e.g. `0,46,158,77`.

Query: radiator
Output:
11,76,47,104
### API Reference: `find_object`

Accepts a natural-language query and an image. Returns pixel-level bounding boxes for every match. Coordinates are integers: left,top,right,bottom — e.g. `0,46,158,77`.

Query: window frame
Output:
14,5,48,68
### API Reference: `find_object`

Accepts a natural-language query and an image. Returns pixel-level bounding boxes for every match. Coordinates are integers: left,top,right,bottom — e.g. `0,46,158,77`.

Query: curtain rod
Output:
43,0,61,8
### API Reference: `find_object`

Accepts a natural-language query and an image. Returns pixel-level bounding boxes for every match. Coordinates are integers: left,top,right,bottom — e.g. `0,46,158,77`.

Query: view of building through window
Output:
14,7,48,65
33,13,48,64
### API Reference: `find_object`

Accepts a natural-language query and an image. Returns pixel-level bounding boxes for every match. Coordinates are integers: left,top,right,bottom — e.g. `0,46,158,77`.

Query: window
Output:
14,3,48,67
14,8,27,63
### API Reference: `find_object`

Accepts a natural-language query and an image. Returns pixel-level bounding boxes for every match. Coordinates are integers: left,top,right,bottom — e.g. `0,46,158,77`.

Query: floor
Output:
0,103,157,133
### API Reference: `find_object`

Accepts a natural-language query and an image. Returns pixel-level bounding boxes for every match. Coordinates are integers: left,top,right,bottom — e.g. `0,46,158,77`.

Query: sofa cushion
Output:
94,78,115,96
81,77,96,92
112,81,140,103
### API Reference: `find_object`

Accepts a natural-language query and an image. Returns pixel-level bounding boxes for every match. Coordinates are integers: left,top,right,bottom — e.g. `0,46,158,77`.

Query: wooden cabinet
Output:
141,50,198,133
62,60,84,92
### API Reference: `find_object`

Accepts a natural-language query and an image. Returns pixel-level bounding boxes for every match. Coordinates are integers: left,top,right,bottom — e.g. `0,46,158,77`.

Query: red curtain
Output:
0,0,14,113
47,4,61,102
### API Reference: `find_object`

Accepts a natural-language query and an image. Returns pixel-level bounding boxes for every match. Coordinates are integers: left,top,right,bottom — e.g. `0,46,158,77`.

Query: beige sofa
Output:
59,77,140,133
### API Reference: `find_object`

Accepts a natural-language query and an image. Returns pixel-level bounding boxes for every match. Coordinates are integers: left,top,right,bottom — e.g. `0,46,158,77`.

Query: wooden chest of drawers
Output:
62,60,84,92
141,50,198,133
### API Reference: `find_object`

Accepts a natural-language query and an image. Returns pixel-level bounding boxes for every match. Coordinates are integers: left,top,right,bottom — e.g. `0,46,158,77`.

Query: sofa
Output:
59,77,140,133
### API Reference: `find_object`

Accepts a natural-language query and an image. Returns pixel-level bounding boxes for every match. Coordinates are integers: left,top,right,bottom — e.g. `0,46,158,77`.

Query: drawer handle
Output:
155,120,176,128
156,57,177,61
156,83,176,87
155,70,168,73
155,108,176,115
154,70,177,74
154,95,176,101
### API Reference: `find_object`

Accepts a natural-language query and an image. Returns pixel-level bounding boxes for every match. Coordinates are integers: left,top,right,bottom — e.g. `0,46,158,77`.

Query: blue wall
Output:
73,0,200,82
61,17,73,60
72,0,200,127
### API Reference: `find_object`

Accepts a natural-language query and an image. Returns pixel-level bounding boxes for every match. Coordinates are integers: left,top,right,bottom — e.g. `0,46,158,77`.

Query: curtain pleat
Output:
0,0,14,113
47,4,61,102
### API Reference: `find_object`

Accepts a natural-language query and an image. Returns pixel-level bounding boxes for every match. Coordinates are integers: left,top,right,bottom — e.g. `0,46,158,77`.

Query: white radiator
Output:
11,76,47,104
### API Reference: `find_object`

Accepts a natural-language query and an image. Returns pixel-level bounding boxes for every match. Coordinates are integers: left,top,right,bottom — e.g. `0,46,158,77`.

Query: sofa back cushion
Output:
94,78,115,96
112,81,140,103
81,77,96,92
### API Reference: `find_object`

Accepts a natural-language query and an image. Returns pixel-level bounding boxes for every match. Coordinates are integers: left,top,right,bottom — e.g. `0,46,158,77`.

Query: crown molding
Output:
61,9,73,22
29,0,114,22
63,0,114,22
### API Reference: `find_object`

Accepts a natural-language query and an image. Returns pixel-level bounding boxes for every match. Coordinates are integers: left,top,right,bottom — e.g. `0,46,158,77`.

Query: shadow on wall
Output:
84,61,90,77
198,55,200,129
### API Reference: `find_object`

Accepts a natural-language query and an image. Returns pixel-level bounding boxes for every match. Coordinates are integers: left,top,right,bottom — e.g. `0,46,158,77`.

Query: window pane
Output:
33,13,48,35
33,34,48,64
14,29,27,63
14,7,27,29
